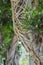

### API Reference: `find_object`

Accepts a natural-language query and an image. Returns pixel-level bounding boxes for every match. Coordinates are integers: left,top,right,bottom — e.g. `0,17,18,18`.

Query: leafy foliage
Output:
22,0,43,34
0,0,14,55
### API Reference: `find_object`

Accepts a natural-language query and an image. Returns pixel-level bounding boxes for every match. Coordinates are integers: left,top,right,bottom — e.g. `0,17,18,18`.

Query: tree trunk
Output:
10,0,43,65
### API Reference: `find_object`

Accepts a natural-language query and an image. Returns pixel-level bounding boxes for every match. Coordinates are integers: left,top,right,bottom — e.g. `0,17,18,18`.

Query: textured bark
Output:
10,0,43,65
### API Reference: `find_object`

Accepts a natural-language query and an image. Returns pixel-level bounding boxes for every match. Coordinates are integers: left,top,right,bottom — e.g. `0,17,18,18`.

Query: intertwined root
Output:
10,0,43,65
11,0,27,23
